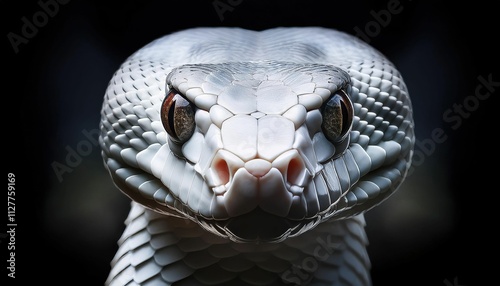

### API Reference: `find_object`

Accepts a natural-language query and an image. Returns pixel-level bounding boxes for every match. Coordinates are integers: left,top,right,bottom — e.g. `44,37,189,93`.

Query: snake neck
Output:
106,202,372,286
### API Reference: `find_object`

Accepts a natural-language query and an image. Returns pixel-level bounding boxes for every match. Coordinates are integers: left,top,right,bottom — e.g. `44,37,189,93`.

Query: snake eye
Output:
321,89,354,144
160,89,195,144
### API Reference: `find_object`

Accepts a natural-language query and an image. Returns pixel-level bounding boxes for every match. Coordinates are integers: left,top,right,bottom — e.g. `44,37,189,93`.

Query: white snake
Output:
99,27,415,286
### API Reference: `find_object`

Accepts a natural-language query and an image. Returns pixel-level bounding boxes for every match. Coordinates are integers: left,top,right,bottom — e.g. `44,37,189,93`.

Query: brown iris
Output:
160,89,195,144
321,89,354,144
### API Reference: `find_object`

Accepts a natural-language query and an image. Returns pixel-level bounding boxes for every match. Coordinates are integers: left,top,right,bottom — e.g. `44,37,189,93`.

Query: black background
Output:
3,0,499,285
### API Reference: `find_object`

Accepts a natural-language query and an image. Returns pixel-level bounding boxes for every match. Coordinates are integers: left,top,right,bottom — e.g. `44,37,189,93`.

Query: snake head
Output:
131,61,409,242
100,29,414,243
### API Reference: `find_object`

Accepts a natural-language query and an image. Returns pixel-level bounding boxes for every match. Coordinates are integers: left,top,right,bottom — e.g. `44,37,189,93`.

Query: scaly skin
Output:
99,27,414,285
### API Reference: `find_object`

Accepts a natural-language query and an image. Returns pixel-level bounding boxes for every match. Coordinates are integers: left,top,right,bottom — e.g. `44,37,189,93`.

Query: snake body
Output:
99,27,414,285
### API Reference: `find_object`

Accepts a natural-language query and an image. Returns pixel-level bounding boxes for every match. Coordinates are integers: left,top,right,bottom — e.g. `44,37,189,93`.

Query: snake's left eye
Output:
160,89,196,144
321,89,354,144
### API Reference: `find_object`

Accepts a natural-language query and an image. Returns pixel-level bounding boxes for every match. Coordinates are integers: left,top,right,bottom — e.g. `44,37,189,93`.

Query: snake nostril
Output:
271,150,310,187
287,157,302,184
214,159,230,186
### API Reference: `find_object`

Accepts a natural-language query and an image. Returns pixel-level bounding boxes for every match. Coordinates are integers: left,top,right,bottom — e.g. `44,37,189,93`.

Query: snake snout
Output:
244,159,272,177
205,148,313,220
220,151,312,242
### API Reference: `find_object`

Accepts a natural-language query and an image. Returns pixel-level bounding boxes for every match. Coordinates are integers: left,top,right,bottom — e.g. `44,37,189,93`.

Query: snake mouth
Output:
221,207,312,242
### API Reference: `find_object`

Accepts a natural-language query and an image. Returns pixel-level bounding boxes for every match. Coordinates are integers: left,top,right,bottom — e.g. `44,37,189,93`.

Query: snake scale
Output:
99,27,415,285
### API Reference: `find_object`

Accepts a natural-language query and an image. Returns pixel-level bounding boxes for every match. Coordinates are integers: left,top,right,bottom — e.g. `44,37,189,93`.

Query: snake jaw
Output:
222,208,299,242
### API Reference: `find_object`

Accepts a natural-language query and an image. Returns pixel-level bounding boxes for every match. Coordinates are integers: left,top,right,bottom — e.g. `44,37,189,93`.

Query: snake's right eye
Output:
321,89,354,144
160,89,196,144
